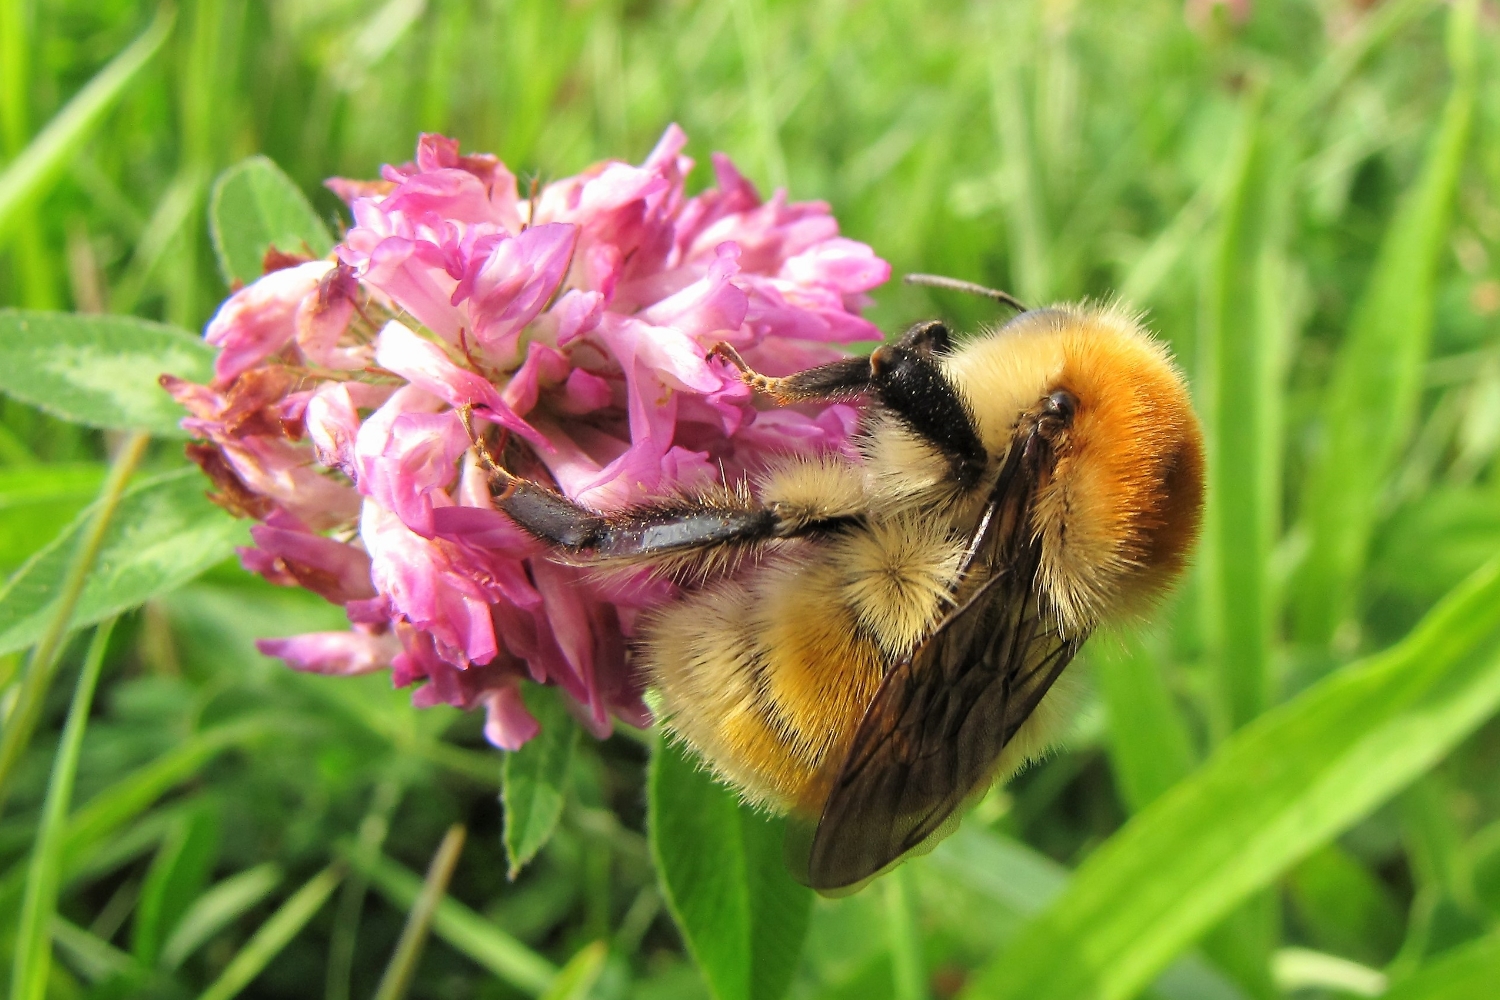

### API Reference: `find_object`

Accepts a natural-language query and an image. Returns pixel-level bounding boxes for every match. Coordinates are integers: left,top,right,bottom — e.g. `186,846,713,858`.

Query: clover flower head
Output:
167,126,889,748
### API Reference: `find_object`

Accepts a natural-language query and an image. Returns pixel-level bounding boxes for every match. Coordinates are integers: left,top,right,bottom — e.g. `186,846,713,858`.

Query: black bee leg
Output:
459,406,842,563
709,321,987,490
708,343,873,404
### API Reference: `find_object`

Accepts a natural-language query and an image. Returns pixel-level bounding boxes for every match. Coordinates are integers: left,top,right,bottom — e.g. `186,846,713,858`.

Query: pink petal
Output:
353,385,467,536
205,261,332,385
258,631,399,676
637,242,749,341
295,263,370,370
248,521,377,604
555,367,613,415
218,436,361,529
456,222,578,357
361,500,499,666
306,383,361,474
779,237,891,294
501,342,570,415
360,239,466,342
372,320,545,448
482,682,541,750
539,289,606,348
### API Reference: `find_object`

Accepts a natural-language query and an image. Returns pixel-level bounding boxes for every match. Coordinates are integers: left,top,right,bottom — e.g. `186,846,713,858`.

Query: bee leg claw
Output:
457,403,519,499
707,343,788,401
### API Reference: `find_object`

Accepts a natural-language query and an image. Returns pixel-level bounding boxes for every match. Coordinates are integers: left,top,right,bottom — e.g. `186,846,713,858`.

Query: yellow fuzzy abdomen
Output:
641,509,965,813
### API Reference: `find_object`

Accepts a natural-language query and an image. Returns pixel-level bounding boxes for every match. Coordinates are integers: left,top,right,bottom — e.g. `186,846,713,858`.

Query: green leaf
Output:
1286,844,1403,963
540,941,609,1000
345,844,558,996
132,802,220,966
11,621,114,1000
161,863,284,970
960,554,1500,1000
0,463,105,573
196,863,345,1000
210,156,335,287
0,311,215,437
503,685,579,877
0,467,248,656
0,9,174,238
1292,0,1478,644
649,738,812,1000
1382,930,1500,1000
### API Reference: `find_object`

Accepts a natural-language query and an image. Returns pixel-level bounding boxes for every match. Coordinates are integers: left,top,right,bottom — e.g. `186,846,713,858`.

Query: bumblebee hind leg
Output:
459,405,852,567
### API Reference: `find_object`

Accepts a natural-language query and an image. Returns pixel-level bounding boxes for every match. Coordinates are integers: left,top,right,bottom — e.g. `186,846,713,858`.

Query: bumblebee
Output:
467,276,1204,891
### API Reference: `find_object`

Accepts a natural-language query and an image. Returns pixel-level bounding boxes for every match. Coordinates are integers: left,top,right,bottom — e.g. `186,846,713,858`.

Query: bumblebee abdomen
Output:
642,510,961,814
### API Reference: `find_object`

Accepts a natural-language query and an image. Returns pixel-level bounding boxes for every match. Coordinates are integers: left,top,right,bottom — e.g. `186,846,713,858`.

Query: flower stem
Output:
0,429,150,819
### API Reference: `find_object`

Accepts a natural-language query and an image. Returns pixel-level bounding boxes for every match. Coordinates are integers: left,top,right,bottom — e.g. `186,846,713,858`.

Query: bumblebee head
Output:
950,304,1205,633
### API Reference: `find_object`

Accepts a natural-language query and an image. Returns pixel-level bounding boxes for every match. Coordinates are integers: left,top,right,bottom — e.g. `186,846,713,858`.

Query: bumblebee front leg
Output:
459,406,840,564
710,321,988,489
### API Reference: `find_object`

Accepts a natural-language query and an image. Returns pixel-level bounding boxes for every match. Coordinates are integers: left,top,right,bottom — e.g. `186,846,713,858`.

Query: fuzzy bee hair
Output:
473,299,1204,888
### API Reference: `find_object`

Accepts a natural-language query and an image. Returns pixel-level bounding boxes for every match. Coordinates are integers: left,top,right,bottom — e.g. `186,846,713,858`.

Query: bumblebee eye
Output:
1042,389,1078,427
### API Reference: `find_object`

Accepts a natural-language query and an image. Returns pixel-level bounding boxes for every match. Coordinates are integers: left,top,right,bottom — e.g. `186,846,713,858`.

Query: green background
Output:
3,1,1500,999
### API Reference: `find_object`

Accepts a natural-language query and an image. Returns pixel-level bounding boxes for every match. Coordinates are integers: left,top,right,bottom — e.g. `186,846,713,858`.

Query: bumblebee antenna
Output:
904,273,1027,313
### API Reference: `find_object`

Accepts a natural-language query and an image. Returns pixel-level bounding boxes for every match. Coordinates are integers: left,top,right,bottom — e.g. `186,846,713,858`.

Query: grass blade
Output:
326,777,402,1000
11,618,116,1000
161,863,285,970
540,941,609,1000
0,8,174,239
63,719,271,863
1272,948,1387,997
1199,88,1282,732
0,721,274,918
925,827,1247,1000
372,824,467,1000
1092,631,1196,813
961,553,1500,1000
52,916,137,983
195,862,345,1000
884,865,927,1000
986,12,1050,304
345,843,558,995
1292,0,1478,646
132,803,220,965
0,431,148,819
1380,929,1500,1000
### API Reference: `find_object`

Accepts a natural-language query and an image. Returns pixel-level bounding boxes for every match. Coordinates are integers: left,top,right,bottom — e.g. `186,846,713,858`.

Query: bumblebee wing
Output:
802,431,1085,891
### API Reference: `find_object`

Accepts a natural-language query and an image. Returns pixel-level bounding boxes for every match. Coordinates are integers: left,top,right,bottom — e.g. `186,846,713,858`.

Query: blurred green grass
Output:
3,0,1500,998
